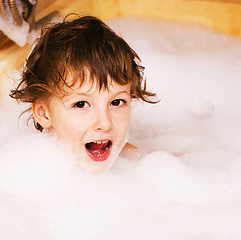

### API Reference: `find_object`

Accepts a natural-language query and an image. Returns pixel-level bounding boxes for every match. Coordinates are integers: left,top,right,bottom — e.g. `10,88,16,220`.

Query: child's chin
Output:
84,148,121,174
83,159,115,174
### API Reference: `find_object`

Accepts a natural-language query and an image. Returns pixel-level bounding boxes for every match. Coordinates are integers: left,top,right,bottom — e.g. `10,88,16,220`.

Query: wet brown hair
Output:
10,15,158,131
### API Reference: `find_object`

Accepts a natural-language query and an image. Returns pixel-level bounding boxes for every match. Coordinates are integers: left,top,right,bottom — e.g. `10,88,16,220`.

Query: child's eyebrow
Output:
112,90,131,96
63,89,130,100
62,92,89,102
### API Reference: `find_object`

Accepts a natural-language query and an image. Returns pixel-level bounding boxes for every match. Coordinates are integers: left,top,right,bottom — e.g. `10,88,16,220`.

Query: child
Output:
10,15,157,173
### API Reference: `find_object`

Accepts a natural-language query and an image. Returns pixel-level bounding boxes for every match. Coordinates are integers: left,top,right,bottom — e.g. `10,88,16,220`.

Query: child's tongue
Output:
87,141,109,156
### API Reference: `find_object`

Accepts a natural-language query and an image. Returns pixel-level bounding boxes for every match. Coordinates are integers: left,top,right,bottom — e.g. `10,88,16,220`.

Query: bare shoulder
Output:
119,142,147,161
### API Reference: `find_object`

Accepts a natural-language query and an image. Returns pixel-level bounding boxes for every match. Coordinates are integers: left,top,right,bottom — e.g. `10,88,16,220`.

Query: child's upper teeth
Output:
95,140,108,144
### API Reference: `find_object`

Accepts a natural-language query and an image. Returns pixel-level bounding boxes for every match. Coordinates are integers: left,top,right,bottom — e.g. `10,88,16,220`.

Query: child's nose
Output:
93,109,112,132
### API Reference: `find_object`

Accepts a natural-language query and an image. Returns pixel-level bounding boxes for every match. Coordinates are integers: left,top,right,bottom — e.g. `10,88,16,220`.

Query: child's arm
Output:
120,142,147,161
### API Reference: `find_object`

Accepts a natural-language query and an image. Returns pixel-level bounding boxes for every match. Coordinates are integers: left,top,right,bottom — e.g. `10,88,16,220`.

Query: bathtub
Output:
0,15,241,239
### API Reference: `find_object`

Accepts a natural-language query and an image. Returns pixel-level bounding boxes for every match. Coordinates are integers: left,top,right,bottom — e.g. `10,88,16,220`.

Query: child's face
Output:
43,76,131,173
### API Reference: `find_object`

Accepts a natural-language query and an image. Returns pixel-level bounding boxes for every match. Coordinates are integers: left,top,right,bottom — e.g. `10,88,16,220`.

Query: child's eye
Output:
111,99,126,106
73,101,90,108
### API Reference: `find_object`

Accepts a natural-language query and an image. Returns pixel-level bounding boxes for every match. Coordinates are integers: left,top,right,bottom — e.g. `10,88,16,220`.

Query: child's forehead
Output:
58,73,131,97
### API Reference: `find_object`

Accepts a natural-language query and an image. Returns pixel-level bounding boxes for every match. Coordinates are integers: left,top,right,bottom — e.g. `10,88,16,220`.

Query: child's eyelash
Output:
72,99,127,108
111,99,126,106
73,101,90,108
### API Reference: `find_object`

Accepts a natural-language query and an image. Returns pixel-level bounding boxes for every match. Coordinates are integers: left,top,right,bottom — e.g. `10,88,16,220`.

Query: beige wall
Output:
36,0,241,37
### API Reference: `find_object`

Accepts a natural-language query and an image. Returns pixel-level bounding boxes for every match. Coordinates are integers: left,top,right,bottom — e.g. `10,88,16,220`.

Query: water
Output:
1,17,241,239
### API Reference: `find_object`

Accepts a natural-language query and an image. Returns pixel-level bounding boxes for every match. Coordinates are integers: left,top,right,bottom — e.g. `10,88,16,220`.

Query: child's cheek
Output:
114,108,131,128
53,117,85,144
64,121,85,140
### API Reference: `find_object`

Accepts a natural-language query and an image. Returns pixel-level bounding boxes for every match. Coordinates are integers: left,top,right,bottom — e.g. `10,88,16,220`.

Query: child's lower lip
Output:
85,141,112,162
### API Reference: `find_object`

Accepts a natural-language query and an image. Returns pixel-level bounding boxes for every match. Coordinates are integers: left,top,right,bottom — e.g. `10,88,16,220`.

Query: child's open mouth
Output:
85,140,112,162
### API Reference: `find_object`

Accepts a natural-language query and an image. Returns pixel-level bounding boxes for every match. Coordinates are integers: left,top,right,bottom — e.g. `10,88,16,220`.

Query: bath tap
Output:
0,0,60,48
0,0,37,47
0,0,36,27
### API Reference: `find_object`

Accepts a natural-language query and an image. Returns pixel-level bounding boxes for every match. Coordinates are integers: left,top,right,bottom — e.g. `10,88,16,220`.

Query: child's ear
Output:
32,101,52,129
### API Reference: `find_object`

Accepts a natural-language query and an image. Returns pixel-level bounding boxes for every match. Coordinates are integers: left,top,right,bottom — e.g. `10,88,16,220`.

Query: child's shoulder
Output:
120,142,147,161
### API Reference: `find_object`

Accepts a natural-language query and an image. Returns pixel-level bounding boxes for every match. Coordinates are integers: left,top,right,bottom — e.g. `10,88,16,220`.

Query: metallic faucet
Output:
0,0,37,47
0,0,36,26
